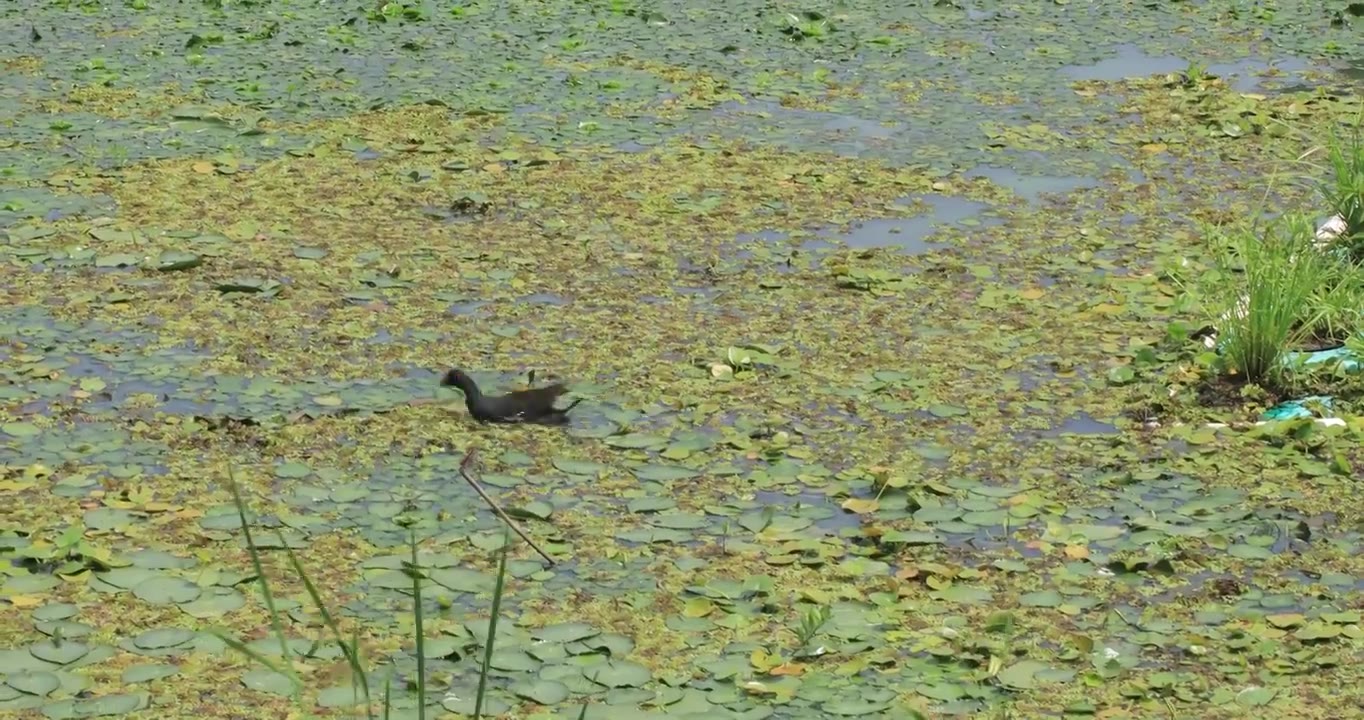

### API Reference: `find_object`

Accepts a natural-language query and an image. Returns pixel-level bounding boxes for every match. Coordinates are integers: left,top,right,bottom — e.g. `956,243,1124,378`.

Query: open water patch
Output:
1060,44,1314,92
735,195,997,256
831,195,997,252
963,165,1100,205
1043,412,1121,438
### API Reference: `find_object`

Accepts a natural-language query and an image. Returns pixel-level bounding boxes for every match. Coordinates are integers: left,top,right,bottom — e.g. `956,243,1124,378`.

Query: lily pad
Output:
240,669,296,696
510,679,570,705
292,246,328,260
120,664,179,684
553,458,608,476
535,623,600,643
129,628,195,651
132,576,202,606
29,641,89,666
6,672,60,697
178,587,246,619
605,433,670,449
39,691,149,718
154,250,201,271
585,659,652,688
630,464,700,482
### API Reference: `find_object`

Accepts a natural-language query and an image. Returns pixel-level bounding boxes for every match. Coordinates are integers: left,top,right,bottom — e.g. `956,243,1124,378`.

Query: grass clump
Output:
213,471,521,720
1204,213,1354,386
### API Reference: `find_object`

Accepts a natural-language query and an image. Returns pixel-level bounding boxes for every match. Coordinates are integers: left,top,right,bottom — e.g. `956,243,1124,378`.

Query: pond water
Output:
3,6,1364,720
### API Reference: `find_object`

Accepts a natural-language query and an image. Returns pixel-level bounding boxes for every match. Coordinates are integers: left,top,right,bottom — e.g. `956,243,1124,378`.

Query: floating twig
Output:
459,449,556,566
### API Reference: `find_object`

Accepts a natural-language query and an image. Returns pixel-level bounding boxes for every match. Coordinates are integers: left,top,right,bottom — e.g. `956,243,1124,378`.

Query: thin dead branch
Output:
458,449,556,566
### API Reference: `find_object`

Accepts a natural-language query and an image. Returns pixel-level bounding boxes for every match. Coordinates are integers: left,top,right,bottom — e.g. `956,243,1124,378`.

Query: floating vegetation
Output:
4,2,1364,719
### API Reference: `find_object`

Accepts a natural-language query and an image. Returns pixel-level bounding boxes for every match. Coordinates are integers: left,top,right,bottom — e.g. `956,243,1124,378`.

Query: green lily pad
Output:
154,250,201,271
1019,590,1063,608
35,621,94,640
927,404,968,418
32,604,79,622
443,695,511,716
316,685,366,708
649,513,709,530
506,500,554,521
178,587,246,619
121,664,179,684
1228,544,1273,560
1,422,42,438
3,575,59,595
126,550,196,570
489,649,541,672
930,585,993,605
1236,686,1278,707
132,576,202,606
534,623,600,643
420,636,459,659
215,277,281,295
584,659,651,688
553,458,608,476
39,691,149,718
6,671,60,697
997,659,1050,690
129,628,195,651
241,669,296,696
29,641,89,666
83,508,135,531
627,497,677,513
428,568,496,594
292,246,328,260
916,683,965,701
1106,365,1136,385
93,568,158,590
821,698,890,716
631,464,699,482
879,530,944,546
605,433,669,449
511,679,570,705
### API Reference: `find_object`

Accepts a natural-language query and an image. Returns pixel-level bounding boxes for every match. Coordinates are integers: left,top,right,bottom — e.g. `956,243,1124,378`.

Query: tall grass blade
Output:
383,670,393,720
278,530,374,716
220,468,302,696
351,626,372,720
214,633,296,681
473,533,511,720
406,527,428,720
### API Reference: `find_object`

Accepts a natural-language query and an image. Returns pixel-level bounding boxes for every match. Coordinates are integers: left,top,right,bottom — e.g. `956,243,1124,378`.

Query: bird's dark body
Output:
440,369,581,425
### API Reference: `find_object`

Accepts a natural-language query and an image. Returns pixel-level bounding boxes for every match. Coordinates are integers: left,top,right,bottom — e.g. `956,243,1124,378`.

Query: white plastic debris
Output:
1315,213,1348,245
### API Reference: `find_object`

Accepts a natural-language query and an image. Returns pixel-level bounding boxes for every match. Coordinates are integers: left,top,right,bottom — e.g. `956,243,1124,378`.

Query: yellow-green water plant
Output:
213,471,511,719
1203,213,1350,386
791,603,832,657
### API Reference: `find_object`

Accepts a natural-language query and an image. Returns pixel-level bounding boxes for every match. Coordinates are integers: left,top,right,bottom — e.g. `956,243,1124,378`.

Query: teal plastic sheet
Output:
1262,394,1334,421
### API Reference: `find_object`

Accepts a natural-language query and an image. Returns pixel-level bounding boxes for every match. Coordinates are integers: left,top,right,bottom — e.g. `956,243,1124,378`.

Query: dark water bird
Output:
440,368,582,424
